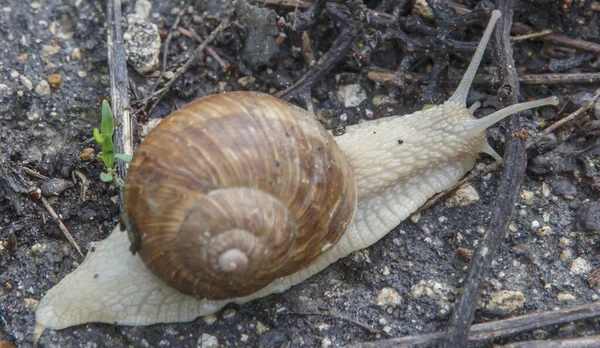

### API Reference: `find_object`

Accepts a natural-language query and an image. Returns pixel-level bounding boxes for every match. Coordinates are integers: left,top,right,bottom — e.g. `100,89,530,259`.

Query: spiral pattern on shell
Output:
123,92,357,300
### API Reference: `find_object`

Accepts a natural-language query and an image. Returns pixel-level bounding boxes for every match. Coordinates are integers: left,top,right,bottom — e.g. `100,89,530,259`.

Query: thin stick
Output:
40,197,84,257
147,2,192,98
510,29,553,42
144,19,230,117
343,302,600,347
442,3,526,345
107,0,133,213
177,27,230,69
525,88,600,149
543,34,600,55
500,335,600,348
367,70,600,86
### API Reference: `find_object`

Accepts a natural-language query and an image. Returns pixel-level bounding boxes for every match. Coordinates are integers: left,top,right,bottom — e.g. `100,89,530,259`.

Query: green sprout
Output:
93,100,132,187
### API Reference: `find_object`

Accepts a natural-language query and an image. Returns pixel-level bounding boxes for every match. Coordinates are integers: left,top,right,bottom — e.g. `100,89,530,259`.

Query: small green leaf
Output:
102,133,115,168
93,128,103,145
115,153,133,163
100,171,114,182
113,176,125,187
101,100,115,137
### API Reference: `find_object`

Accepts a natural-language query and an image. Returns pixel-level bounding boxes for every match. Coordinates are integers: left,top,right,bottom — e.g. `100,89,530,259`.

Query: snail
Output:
35,10,558,338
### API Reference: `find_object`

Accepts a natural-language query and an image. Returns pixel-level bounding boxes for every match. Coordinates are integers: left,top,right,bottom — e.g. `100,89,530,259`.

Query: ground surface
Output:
1,0,599,347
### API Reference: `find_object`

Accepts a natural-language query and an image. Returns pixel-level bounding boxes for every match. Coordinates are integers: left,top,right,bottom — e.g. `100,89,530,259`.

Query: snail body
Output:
36,10,558,335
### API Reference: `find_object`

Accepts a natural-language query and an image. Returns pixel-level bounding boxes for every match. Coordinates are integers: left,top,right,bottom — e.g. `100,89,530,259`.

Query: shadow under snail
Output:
35,10,558,338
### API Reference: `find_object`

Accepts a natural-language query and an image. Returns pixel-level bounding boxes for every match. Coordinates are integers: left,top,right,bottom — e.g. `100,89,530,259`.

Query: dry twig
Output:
344,302,600,347
138,19,230,117
442,2,526,345
39,197,84,257
367,70,600,86
107,0,133,213
499,335,600,348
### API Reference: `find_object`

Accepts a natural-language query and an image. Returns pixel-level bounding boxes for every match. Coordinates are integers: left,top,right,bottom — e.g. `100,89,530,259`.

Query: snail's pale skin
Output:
35,10,558,339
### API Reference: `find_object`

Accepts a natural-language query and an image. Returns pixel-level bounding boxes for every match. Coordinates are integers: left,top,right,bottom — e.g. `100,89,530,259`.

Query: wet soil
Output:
1,0,599,347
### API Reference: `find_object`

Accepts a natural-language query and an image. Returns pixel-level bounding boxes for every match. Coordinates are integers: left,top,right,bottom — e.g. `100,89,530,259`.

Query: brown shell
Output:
123,92,357,300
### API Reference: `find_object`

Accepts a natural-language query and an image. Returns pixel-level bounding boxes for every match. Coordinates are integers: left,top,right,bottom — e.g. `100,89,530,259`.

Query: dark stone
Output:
575,202,600,232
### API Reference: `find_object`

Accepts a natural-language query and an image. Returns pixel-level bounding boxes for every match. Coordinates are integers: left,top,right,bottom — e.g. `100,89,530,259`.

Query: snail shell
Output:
123,93,357,299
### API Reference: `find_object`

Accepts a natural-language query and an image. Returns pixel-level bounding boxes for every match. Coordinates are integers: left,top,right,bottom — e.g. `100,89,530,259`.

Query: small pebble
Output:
71,47,82,60
560,249,572,261
35,80,51,96
536,226,552,237
48,73,63,88
41,44,61,55
557,291,576,302
314,322,330,331
221,308,236,319
575,202,600,232
20,76,33,90
78,148,95,162
202,314,217,325
134,0,152,18
376,287,402,311
541,182,551,197
445,183,480,207
559,237,571,248
41,178,73,196
321,337,332,348
237,76,256,88
197,333,218,348
256,321,269,334
31,243,48,254
570,257,591,276
337,84,367,108
486,290,525,312
24,298,40,310
520,190,535,205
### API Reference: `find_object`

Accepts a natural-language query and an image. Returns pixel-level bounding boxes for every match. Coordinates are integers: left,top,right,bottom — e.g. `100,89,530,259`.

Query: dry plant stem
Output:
145,19,230,118
443,2,525,346
40,197,84,257
257,0,471,15
107,0,133,213
543,34,600,55
510,29,552,42
23,167,49,180
256,0,313,8
177,27,230,69
368,70,600,86
525,88,600,150
500,335,600,348
148,3,190,97
344,302,600,347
